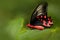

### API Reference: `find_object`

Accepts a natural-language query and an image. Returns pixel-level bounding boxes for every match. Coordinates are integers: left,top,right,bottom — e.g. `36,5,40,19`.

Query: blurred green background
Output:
0,0,60,40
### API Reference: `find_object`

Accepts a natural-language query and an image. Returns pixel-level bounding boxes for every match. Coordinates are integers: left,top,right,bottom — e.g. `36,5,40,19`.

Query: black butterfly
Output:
27,2,53,30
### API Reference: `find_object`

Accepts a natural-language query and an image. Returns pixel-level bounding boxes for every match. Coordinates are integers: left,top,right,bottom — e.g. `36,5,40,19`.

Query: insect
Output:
27,2,53,30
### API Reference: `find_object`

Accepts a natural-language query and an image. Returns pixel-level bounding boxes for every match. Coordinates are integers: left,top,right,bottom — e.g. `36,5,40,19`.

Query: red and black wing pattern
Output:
27,2,53,30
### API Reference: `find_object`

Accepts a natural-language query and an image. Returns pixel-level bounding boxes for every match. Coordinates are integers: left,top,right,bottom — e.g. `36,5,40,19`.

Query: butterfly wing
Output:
30,2,48,25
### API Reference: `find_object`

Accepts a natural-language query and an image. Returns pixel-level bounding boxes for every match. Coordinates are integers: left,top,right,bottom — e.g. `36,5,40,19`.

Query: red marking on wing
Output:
48,17,53,25
40,16,43,18
43,20,47,26
44,15,46,19
43,20,51,27
48,20,53,25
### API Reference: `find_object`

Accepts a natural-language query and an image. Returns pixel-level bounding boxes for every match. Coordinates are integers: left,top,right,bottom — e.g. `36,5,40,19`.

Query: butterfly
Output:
27,2,53,30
